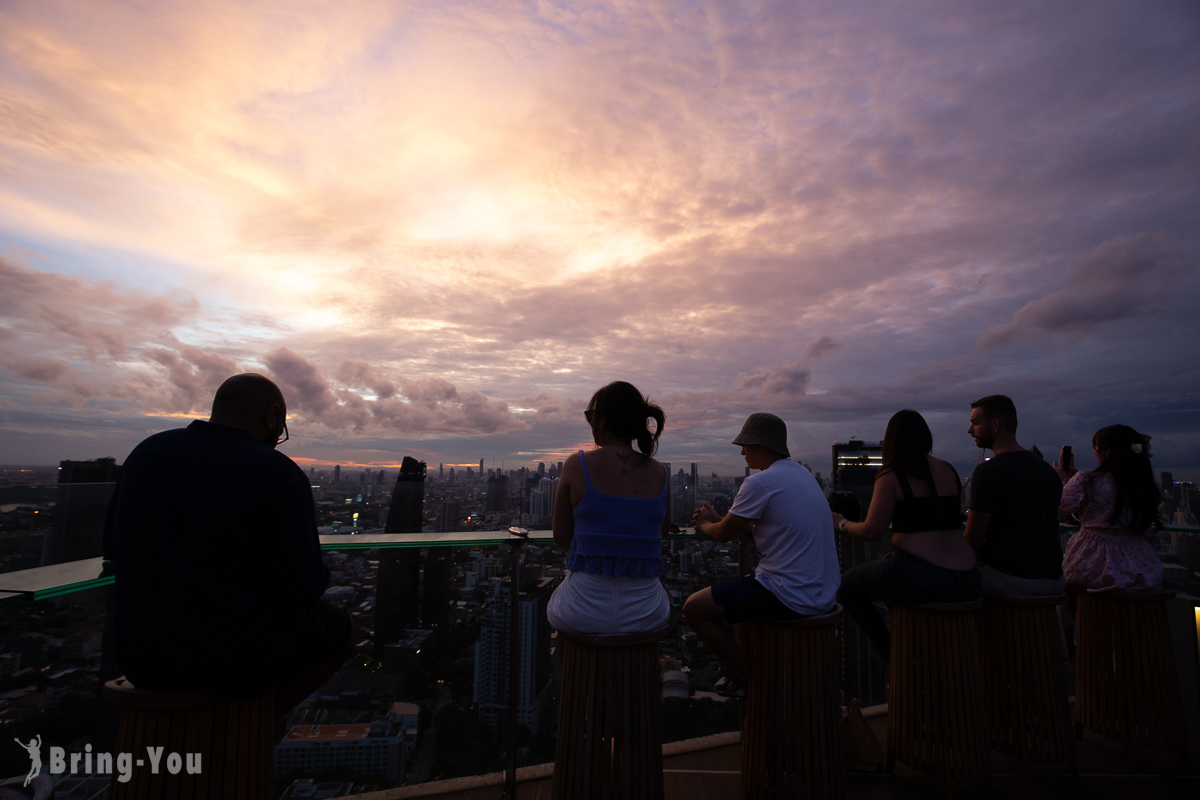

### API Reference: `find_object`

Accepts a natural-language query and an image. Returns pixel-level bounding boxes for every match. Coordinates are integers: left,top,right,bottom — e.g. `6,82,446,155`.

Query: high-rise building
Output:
830,439,888,707
474,577,555,732
42,458,121,566
486,475,509,513
690,463,699,489
435,500,461,533
832,440,883,511
480,458,485,478
376,458,426,659
275,724,405,781
334,464,341,482
537,462,546,477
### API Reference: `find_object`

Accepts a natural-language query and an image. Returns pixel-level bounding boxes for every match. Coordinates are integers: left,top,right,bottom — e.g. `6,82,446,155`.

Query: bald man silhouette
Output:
105,374,355,715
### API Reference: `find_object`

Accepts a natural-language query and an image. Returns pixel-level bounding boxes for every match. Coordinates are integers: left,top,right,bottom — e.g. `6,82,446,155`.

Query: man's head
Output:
210,373,288,448
732,412,790,467
968,394,1017,450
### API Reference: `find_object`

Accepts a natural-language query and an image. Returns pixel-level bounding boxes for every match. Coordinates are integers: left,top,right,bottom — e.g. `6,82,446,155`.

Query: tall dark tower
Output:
384,457,426,534
42,458,121,566
830,439,888,708
376,458,426,660
486,475,509,513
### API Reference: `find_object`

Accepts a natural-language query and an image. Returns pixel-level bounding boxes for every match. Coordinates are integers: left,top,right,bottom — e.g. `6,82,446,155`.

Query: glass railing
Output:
1,479,1197,795
0,481,744,794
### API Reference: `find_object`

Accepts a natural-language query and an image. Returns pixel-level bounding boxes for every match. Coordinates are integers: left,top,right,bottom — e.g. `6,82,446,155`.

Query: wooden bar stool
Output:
1072,587,1190,766
742,605,845,800
979,594,1077,775
887,601,991,796
552,627,668,800
104,676,274,799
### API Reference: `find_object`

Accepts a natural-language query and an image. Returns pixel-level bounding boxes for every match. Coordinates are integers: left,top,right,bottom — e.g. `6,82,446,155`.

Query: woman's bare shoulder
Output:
929,456,961,490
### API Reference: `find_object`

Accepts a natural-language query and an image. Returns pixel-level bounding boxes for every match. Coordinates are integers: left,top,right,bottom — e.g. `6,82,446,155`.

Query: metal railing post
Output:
738,533,751,577
501,530,527,798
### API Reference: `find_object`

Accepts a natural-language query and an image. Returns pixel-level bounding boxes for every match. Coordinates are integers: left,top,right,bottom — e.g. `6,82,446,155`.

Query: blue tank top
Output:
564,450,667,578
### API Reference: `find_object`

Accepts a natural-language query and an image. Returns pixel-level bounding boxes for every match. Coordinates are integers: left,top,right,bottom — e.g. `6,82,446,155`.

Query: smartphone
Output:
1060,445,1072,468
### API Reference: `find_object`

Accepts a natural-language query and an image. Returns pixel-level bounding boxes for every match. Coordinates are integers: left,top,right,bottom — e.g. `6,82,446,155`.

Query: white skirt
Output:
547,569,670,635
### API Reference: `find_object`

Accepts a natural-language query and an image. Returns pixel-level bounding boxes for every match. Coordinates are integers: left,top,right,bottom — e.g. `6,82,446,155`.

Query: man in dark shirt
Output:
104,374,354,711
964,395,1066,596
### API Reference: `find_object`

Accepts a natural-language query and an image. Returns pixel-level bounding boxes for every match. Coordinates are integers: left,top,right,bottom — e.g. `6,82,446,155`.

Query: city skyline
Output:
0,1,1197,479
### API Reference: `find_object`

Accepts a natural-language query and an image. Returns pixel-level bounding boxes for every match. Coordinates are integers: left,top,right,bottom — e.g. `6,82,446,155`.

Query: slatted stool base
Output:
887,601,991,793
980,595,1077,774
1073,588,1189,764
105,677,274,800
742,606,845,800
552,628,667,800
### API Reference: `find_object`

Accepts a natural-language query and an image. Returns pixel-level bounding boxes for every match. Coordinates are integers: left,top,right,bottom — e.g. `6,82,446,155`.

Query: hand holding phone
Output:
1054,445,1077,482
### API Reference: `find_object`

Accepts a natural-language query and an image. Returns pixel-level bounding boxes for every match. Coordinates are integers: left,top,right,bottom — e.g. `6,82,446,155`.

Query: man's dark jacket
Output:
103,420,329,696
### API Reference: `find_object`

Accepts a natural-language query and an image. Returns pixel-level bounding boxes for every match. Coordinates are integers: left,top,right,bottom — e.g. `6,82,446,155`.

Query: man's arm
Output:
693,502,753,543
963,510,990,553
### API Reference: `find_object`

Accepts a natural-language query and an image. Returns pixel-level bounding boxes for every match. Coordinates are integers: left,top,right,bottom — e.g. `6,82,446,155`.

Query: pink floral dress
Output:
1061,471,1162,592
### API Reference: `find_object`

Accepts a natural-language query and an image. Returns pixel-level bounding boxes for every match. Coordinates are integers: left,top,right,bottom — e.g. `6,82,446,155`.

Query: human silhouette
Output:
14,735,41,786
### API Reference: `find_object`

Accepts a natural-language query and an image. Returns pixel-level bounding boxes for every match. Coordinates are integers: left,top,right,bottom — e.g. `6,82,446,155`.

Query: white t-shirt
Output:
729,459,840,615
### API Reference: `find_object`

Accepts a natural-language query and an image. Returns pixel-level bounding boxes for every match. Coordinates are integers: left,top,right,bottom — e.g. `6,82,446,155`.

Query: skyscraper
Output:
831,440,883,511
486,474,509,513
435,500,461,533
43,458,120,566
334,464,341,482
376,458,426,659
473,577,554,732
831,439,888,708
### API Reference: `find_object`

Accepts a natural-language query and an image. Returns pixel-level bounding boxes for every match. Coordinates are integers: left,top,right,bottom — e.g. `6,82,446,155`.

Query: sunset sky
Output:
1,0,1197,478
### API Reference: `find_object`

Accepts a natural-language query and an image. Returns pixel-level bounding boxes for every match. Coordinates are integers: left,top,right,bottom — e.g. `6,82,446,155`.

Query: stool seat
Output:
1071,586,1189,766
104,677,274,800
980,594,1077,775
742,605,845,800
552,626,668,800
887,600,991,796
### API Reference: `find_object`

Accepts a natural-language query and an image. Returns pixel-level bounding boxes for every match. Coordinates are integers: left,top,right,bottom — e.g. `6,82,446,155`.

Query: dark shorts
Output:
280,600,355,684
710,576,805,624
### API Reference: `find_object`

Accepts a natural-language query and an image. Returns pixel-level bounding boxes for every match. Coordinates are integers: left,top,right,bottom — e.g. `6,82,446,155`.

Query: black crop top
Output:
890,466,965,533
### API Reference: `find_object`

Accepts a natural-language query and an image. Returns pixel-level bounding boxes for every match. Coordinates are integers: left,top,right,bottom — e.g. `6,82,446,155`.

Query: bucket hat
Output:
732,413,790,458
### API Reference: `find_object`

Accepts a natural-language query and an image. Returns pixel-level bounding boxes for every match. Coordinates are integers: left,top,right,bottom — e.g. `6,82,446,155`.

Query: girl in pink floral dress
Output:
1057,424,1162,592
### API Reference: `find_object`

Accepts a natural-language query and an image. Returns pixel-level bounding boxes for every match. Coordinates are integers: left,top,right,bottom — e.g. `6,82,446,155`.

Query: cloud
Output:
977,232,1190,348
265,348,528,436
0,2,1197,473
142,345,240,413
802,336,842,363
729,336,844,400
1,355,69,383
334,358,396,400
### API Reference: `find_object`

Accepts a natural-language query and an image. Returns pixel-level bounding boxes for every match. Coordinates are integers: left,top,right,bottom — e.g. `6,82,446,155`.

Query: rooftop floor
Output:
360,704,1200,800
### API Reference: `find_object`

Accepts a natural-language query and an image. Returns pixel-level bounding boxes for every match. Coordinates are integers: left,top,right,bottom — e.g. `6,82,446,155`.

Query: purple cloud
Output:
977,232,1190,348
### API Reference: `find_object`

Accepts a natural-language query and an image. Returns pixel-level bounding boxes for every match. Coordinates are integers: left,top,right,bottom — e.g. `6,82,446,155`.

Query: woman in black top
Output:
831,409,980,659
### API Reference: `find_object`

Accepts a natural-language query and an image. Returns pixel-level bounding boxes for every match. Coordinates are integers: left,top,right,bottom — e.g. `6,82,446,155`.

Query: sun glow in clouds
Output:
0,0,1195,474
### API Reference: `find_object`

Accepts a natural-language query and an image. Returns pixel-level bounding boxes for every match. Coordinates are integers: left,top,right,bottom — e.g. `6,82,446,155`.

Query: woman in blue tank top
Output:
547,381,672,634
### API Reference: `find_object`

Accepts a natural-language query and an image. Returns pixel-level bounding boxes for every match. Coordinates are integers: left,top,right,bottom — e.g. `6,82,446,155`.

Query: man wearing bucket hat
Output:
682,413,840,680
